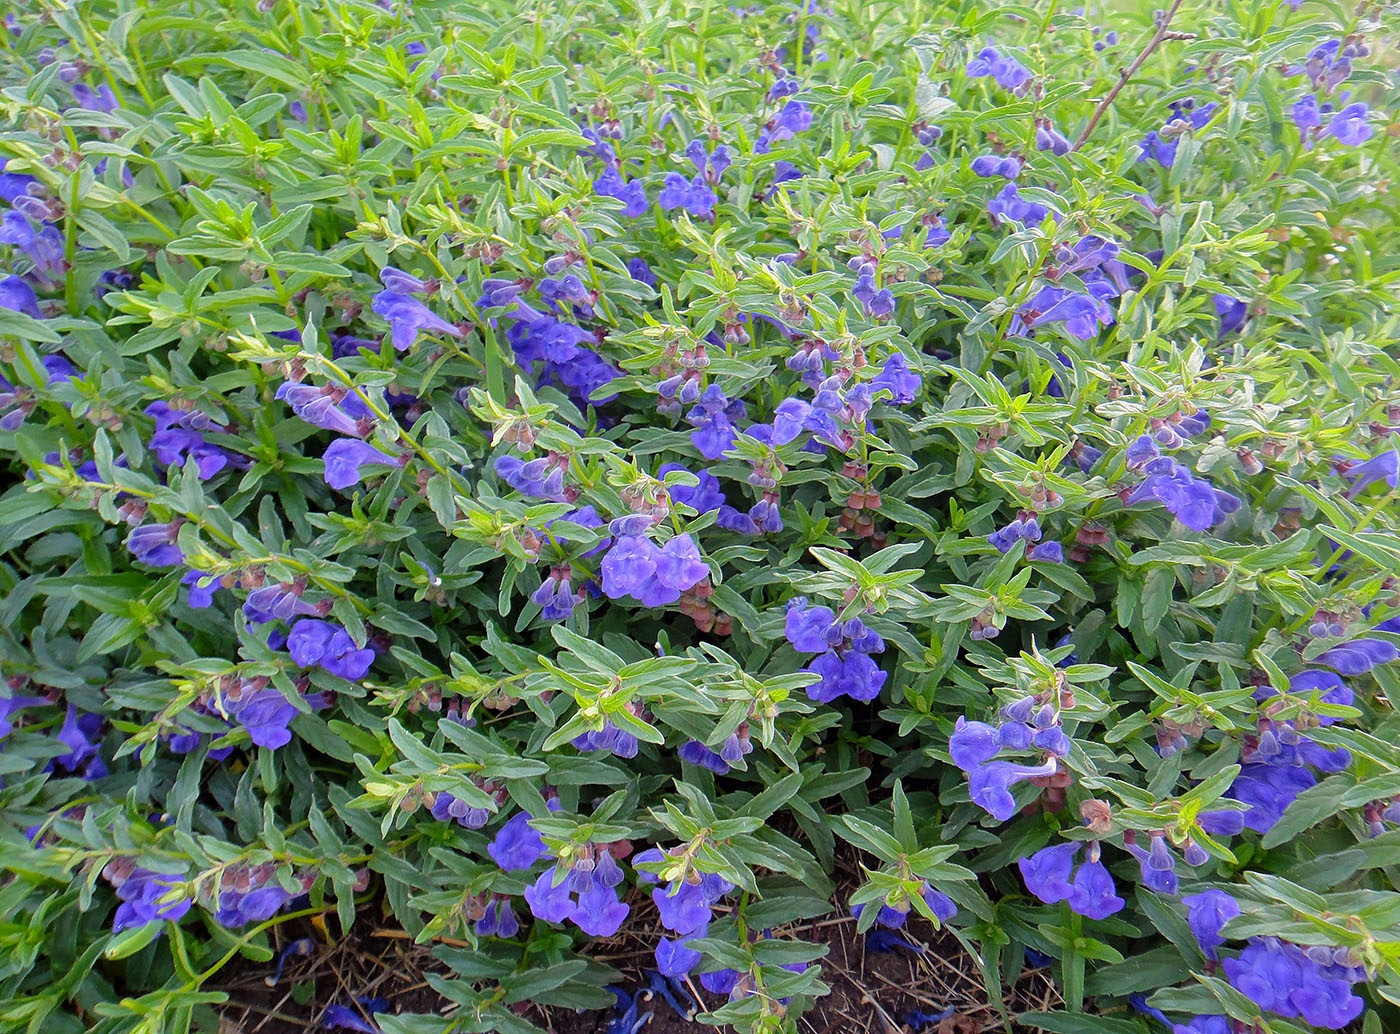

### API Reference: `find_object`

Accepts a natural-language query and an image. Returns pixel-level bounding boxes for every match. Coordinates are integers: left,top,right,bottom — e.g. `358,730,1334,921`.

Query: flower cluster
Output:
1287,39,1375,148
1139,99,1217,168
1224,938,1366,1029
783,597,887,703
6,2,1400,1031
1017,842,1124,920
103,860,191,934
852,882,957,929
948,716,1061,822
1123,429,1241,532
371,267,464,352
601,529,710,607
634,846,735,976
480,277,619,406
523,838,630,938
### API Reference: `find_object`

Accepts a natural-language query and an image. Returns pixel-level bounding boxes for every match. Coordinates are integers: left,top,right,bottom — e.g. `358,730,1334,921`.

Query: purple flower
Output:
275,382,367,437
1227,763,1318,833
1028,541,1063,563
148,427,236,480
1126,434,1161,469
638,847,732,972
785,598,836,652
1139,130,1178,168
656,929,706,976
111,868,192,933
843,618,884,653
53,706,106,778
1127,460,1238,532
1199,809,1246,837
661,467,725,516
323,998,389,1033
1123,836,1179,895
530,572,577,621
489,812,548,871
0,158,35,202
573,720,640,759
601,534,708,606
1315,637,1397,675
966,46,1032,92
699,969,740,996
1214,293,1247,336
1284,39,1355,91
1224,938,1364,1029
678,739,730,773
475,898,520,939
658,172,719,218
950,719,1002,769
1034,122,1071,155
600,535,658,598
1068,859,1124,920
1018,843,1077,903
871,353,921,404
495,454,566,501
1018,285,1114,340
1184,889,1240,961
1172,1018,1230,1034
652,881,717,935
571,880,630,937
1336,448,1398,497
0,693,44,739
853,273,895,318
922,884,958,923
1259,669,1351,726
804,650,887,703
594,167,649,217
970,154,1021,178
1324,102,1372,146
286,619,375,680
379,266,430,293
0,273,42,318
1292,94,1323,135
756,101,814,154
0,213,64,284
655,534,709,587
370,291,464,351
229,688,302,749
687,384,742,459
852,901,913,929
987,183,1057,227
988,517,1041,554
1050,236,1120,280
215,883,293,927
323,439,399,490
70,82,119,112
127,522,183,567
243,582,322,625
431,791,491,828
965,756,1059,822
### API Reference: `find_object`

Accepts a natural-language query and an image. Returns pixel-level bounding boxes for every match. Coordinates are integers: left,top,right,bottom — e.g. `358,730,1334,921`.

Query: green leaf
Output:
1016,1013,1147,1034
0,307,61,342
103,920,167,960
835,815,903,862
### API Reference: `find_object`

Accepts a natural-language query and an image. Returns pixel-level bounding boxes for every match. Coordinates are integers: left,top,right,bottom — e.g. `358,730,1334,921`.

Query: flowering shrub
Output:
1,0,1399,1033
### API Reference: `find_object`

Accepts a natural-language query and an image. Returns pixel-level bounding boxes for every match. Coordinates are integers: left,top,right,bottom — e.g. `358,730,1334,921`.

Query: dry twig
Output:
1071,0,1192,151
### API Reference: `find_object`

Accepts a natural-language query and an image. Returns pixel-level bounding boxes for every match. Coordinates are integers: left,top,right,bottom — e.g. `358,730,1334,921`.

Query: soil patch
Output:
215,906,1060,1034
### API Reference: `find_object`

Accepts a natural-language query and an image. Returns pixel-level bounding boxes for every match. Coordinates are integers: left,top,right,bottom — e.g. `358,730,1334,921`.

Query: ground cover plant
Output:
1,0,1399,1031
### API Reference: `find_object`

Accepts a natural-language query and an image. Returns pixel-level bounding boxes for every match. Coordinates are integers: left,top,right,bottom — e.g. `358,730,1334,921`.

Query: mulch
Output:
213,896,1062,1034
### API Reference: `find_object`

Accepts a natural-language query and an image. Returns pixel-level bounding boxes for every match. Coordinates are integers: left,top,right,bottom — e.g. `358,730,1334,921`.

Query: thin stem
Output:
1071,0,1187,152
